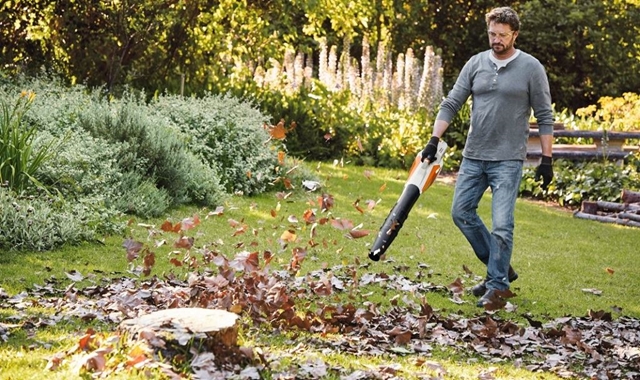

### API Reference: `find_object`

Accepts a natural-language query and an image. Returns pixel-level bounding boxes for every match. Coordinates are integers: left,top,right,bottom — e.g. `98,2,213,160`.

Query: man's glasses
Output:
487,31,514,39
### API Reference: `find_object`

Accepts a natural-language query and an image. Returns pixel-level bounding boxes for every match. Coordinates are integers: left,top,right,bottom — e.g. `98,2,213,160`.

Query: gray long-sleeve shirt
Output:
436,49,554,161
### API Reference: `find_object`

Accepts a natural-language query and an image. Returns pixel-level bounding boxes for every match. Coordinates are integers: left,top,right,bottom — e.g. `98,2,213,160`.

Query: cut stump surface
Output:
118,308,240,360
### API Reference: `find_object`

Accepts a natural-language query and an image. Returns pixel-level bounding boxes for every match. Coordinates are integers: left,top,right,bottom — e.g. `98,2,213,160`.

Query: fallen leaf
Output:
65,270,84,282
280,230,297,243
348,229,370,239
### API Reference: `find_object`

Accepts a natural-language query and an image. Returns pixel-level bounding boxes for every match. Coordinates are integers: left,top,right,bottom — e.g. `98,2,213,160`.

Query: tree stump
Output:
621,189,640,204
118,308,242,364
581,201,599,215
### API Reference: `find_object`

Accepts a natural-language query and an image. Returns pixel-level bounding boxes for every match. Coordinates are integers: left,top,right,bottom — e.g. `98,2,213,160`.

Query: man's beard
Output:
492,42,512,55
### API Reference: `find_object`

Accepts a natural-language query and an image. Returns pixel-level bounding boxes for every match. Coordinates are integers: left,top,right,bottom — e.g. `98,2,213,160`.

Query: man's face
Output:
487,21,518,56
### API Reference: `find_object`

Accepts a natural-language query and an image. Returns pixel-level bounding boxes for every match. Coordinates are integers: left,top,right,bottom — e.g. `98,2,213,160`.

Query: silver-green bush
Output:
6,75,228,217
0,186,123,251
149,93,278,195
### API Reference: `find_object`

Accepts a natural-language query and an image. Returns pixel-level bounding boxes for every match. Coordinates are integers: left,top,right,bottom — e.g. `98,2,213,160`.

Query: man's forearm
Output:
432,119,450,138
540,134,553,157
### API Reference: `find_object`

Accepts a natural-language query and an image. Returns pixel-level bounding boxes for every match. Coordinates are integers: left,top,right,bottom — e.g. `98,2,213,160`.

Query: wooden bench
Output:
527,124,640,165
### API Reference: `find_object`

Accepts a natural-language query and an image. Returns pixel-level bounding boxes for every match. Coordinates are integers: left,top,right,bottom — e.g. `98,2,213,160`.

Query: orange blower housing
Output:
369,141,447,261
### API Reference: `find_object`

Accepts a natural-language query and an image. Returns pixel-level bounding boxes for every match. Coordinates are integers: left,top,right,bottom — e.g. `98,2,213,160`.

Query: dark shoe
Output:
477,288,499,307
470,266,518,297
471,281,489,297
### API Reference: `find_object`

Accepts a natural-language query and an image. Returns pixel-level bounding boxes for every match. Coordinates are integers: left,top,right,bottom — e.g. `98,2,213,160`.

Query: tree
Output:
519,0,640,110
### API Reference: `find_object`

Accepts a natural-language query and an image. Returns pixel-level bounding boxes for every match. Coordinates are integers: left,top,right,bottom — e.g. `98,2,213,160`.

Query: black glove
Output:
535,155,553,190
420,136,440,163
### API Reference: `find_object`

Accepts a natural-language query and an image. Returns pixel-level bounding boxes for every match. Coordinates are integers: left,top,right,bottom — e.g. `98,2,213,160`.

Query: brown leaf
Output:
318,193,334,211
289,247,307,272
232,224,248,237
275,191,292,199
227,218,243,228
229,251,260,272
447,277,464,295
160,220,181,233
268,119,287,140
385,220,400,235
560,325,582,345
331,218,353,230
263,250,274,266
348,229,370,239
142,252,155,276
174,236,194,249
123,239,144,262
352,198,364,214
587,309,612,321
386,326,412,345
303,209,316,224
181,214,200,231
77,329,95,351
45,352,65,371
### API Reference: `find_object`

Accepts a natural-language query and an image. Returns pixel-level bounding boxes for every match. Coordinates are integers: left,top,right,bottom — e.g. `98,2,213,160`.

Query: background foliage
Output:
1,0,638,111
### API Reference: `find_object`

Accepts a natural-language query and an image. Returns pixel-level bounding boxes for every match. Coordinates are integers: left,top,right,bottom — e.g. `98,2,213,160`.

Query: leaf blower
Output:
368,140,448,261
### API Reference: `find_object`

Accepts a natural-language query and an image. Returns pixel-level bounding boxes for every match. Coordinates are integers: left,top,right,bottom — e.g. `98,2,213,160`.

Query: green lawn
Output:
1,161,638,379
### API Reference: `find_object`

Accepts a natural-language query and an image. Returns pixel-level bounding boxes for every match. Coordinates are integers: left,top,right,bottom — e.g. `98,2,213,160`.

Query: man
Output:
420,7,554,307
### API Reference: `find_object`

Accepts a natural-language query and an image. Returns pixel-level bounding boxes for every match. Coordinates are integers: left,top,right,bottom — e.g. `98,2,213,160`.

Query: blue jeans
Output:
451,158,523,291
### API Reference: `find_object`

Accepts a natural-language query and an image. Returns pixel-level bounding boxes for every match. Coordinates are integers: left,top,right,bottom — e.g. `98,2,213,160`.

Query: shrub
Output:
575,92,640,131
521,154,640,207
255,82,445,170
76,95,227,210
108,172,171,219
255,84,356,162
4,75,227,218
0,186,123,251
35,131,120,200
149,93,278,195
346,105,433,169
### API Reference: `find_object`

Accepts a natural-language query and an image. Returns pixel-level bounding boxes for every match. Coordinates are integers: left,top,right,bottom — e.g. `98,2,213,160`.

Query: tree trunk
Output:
574,211,640,228
618,212,640,223
592,200,640,212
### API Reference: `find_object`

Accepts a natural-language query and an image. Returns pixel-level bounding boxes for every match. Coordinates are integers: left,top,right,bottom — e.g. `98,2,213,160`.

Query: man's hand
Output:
420,136,440,163
535,155,553,190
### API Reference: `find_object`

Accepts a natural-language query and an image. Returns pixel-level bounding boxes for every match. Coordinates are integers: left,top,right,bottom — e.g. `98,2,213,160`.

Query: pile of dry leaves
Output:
2,251,639,379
